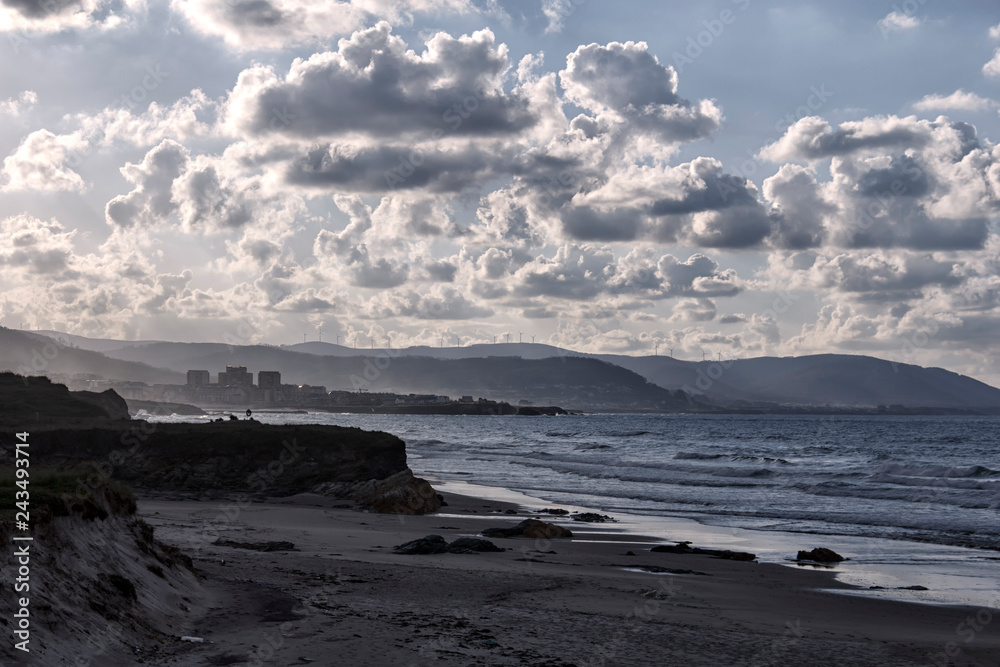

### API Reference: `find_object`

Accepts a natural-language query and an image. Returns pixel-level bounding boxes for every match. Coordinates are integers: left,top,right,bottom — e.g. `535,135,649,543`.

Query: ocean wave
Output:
875,463,998,478
674,452,726,460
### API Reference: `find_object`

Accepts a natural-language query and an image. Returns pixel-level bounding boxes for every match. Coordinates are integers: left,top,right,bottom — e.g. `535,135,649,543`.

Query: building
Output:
258,371,281,388
186,370,210,387
218,365,253,386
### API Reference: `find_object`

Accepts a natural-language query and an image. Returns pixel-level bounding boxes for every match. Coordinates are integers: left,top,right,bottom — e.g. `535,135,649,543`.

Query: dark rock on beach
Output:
651,542,756,561
571,512,615,523
394,535,450,555
796,548,846,563
538,508,569,516
446,537,505,554
394,535,504,554
214,539,297,552
482,519,573,540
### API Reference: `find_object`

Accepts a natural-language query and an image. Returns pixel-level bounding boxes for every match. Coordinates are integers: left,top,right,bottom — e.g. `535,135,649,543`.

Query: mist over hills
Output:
0,328,182,385
15,329,1000,412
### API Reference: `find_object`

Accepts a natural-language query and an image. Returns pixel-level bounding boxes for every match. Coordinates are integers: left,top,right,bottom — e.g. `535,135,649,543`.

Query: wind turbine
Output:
668,347,674,358
505,333,510,344
387,336,392,350
701,349,707,361
455,335,460,346
493,335,497,344
518,331,523,343
318,327,322,343
718,351,722,362
531,335,535,344
654,343,659,356
336,334,340,346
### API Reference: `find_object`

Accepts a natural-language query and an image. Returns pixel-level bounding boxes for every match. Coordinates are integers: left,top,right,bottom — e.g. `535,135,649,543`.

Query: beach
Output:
132,488,999,666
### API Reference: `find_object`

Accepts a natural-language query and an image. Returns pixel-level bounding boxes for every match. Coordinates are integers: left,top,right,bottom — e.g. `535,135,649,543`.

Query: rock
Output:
482,519,573,539
651,542,755,561
321,469,441,515
446,538,504,554
897,585,929,591
393,536,504,555
393,535,449,555
625,550,636,556
537,508,569,515
571,512,614,523
796,548,845,563
214,539,297,552
504,509,518,515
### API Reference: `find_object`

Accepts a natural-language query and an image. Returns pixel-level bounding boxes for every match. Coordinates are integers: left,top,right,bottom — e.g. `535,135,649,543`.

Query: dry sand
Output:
133,491,1000,667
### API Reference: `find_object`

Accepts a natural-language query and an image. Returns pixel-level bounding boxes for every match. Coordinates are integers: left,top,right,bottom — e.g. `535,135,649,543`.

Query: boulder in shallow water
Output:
796,547,845,563
482,519,573,539
572,512,614,523
394,535,449,554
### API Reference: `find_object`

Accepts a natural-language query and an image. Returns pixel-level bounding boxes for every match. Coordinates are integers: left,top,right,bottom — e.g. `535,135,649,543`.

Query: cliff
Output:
0,473,203,665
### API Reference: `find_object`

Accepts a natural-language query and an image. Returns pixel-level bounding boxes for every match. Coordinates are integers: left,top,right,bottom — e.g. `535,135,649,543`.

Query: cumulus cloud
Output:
223,23,532,140
559,40,722,142
0,0,143,35
671,297,716,322
877,11,920,35
758,115,943,162
913,90,996,113
984,49,1000,78
1,129,88,192
0,90,37,116
77,90,214,147
105,139,303,233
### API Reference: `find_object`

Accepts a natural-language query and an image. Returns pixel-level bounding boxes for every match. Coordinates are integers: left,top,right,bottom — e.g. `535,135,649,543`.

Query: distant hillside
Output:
0,328,182,385
30,330,1000,411
77,341,697,411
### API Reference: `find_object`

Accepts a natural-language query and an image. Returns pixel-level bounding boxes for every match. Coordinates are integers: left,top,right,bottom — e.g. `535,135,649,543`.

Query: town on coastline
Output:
52,365,567,415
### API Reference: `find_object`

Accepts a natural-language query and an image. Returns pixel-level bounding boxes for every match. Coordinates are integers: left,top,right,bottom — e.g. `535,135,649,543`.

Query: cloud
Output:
758,115,942,162
170,0,471,50
541,0,574,34
1,129,88,192
105,139,303,233
0,0,144,34
505,244,743,302
77,90,214,147
877,11,920,35
105,140,189,227
984,48,1000,78
913,90,996,113
223,23,533,141
559,40,722,142
671,297,716,322
0,90,37,116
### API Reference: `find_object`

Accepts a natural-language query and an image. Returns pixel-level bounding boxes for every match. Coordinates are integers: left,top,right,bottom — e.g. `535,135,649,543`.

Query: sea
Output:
149,412,1000,608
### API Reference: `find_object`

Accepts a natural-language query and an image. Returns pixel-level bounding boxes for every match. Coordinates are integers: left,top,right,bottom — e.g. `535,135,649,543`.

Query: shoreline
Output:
429,479,1000,610
131,486,1000,666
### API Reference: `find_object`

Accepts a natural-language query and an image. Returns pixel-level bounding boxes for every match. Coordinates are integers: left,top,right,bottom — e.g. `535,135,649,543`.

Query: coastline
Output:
133,486,1000,666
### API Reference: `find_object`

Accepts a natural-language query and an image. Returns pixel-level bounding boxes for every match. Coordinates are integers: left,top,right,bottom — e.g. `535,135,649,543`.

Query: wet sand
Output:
136,490,1000,666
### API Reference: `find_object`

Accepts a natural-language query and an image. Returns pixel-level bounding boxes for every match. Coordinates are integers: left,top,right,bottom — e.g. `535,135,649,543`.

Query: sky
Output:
2,0,1000,384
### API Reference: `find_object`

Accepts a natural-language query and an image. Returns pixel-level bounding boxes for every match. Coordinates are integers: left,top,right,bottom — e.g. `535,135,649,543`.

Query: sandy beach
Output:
128,489,1000,667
